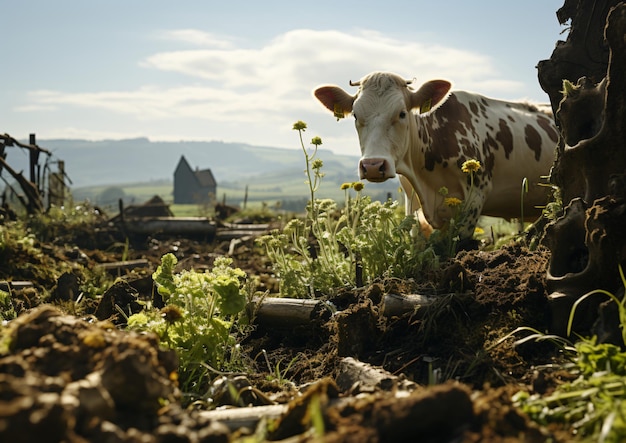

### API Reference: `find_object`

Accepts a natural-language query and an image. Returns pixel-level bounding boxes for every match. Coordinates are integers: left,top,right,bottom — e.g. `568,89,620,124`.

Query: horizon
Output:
3,1,566,157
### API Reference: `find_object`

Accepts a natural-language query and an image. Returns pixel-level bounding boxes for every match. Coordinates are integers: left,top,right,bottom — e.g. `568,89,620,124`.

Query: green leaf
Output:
152,253,178,298
214,276,246,315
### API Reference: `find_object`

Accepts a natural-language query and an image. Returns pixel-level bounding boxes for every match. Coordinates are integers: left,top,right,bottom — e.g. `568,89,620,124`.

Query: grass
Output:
509,266,626,442
73,173,400,217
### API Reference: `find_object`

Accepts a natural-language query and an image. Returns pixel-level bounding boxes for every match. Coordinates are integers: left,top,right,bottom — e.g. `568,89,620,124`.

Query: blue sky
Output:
3,1,566,156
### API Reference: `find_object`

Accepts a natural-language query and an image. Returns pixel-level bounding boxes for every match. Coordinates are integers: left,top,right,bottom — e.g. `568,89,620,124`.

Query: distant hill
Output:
26,138,361,188
5,138,400,207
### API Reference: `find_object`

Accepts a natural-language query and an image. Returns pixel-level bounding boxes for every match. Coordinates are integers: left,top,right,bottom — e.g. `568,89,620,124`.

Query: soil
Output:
0,218,575,442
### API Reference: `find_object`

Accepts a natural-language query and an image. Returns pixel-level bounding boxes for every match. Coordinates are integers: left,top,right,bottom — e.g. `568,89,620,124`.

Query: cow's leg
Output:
399,175,434,237
415,208,434,238
399,175,421,214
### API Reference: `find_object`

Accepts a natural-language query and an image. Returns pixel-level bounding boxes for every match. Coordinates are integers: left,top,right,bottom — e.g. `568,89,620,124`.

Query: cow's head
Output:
314,72,451,182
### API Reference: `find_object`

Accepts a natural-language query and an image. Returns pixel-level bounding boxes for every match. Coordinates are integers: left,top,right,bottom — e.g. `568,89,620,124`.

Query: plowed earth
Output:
0,220,574,442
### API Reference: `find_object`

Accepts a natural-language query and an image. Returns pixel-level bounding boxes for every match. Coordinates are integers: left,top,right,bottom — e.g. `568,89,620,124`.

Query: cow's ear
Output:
314,86,355,118
410,80,452,114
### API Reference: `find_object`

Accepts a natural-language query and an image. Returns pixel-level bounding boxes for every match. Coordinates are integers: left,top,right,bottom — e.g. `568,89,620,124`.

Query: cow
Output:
314,71,559,240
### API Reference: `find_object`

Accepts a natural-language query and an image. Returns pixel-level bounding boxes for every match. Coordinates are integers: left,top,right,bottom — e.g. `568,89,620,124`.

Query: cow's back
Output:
419,91,558,219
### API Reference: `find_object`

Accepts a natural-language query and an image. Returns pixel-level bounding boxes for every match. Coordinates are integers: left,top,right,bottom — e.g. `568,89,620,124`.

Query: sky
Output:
2,1,567,157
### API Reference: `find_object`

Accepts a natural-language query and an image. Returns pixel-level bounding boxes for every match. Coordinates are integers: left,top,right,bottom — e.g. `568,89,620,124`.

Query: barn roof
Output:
175,155,217,187
195,168,216,187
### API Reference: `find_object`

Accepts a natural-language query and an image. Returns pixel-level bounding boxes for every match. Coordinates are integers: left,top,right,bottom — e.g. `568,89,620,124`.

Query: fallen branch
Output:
248,293,440,327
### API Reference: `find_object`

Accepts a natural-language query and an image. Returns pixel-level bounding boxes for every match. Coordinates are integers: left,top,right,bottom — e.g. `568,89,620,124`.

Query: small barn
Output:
173,156,217,204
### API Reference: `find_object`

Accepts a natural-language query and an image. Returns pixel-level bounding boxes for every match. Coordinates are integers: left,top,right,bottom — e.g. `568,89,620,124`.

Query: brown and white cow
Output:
314,71,559,239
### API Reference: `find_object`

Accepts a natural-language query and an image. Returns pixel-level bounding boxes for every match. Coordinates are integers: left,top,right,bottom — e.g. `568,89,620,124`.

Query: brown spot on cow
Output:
418,127,429,145
480,103,488,119
481,134,498,177
423,95,474,170
524,124,543,161
469,101,479,115
536,115,559,143
483,151,495,178
495,119,513,159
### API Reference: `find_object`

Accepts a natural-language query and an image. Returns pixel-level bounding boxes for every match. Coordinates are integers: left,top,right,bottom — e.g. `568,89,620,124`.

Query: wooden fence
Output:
0,133,68,214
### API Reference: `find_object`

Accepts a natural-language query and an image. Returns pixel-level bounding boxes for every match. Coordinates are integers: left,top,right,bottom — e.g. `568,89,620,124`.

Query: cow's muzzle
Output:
359,158,394,182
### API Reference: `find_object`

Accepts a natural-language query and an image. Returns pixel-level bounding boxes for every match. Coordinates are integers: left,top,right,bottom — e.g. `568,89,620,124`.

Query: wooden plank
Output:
95,259,150,273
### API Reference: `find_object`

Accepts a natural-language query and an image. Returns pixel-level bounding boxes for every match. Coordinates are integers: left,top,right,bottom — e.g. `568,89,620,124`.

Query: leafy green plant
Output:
257,122,483,298
429,159,483,256
256,160,429,297
126,253,248,396
26,201,105,243
514,337,626,442
0,290,16,321
511,266,626,442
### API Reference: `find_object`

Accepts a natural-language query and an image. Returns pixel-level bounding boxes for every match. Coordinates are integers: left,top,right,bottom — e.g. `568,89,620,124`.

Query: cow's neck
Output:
397,115,428,214
396,113,457,229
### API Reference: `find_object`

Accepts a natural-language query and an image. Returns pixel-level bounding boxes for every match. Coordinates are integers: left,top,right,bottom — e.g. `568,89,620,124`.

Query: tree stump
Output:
538,1,626,336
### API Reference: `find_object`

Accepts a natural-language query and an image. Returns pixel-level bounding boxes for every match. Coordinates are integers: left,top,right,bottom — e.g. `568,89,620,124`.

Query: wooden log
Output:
0,281,34,292
217,230,262,241
381,293,434,318
197,358,419,432
198,404,287,432
249,293,439,327
249,297,333,327
219,222,270,231
121,217,216,236
335,357,413,393
216,223,270,241
95,259,150,274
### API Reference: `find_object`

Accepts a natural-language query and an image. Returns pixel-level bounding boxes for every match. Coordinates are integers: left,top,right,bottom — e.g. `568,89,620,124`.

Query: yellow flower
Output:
444,197,463,207
461,159,481,174
161,304,184,323
292,121,307,131
438,186,449,196
352,182,364,192
340,182,351,190
311,136,322,146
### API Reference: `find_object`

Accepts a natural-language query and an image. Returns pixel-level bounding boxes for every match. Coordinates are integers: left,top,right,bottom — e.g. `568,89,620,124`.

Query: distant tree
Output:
97,186,126,207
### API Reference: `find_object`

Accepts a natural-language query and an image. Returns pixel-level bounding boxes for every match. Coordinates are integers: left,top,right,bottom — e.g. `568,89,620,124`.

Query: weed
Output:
26,201,105,244
258,121,468,298
568,265,626,345
126,253,248,397
510,266,626,442
261,349,298,386
0,290,16,321
520,177,528,233
514,336,626,441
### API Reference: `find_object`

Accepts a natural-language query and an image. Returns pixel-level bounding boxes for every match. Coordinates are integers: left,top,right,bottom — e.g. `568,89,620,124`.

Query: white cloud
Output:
155,29,236,49
15,28,528,154
142,28,512,92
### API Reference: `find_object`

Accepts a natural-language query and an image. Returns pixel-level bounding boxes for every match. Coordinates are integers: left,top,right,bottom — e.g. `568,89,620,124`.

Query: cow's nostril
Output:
360,158,389,181
378,163,385,176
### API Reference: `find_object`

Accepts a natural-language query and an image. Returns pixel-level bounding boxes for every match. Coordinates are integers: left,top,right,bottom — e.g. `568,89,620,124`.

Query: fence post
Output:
29,134,40,187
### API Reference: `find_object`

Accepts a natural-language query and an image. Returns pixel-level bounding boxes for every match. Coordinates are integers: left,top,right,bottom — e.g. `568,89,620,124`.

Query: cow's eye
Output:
399,110,407,119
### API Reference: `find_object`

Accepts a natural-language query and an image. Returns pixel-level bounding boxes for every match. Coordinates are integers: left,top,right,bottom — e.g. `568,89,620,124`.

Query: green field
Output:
71,172,401,217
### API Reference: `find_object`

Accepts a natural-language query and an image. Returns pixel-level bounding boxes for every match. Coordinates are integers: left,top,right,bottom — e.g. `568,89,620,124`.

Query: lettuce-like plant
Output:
127,253,247,395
